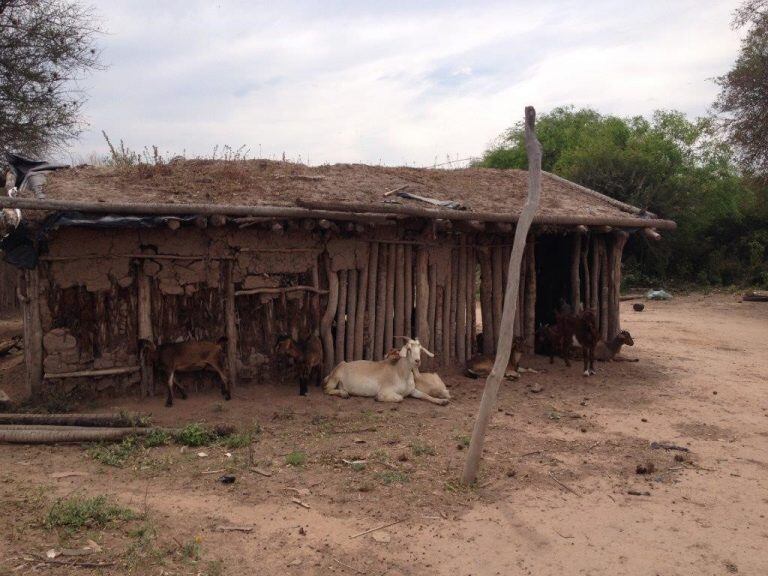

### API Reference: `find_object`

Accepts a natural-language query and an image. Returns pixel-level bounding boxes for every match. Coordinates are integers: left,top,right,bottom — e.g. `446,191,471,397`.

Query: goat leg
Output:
207,362,231,401
165,370,175,407
299,375,308,396
175,381,188,399
410,388,449,406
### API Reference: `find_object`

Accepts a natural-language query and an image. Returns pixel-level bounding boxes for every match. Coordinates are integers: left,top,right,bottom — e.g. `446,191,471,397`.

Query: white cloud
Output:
69,0,742,166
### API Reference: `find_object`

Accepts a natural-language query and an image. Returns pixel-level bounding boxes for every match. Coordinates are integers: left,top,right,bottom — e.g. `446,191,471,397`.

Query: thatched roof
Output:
13,160,675,229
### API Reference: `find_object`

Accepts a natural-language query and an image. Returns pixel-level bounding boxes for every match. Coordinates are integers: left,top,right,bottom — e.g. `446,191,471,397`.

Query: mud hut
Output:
0,158,675,400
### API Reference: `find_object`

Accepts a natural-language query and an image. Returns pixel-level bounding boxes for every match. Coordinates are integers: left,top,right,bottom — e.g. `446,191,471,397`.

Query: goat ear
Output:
398,347,408,358
421,346,434,358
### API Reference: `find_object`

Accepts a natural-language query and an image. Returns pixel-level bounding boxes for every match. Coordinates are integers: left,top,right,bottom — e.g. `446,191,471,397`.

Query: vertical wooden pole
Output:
449,247,458,359
491,246,503,345
582,239,591,314
335,270,348,363
478,247,495,355
384,245,395,352
345,268,358,361
394,245,405,340
415,247,430,344
599,238,609,341
607,231,629,339
375,244,388,359
20,267,43,399
137,263,154,397
224,260,238,389
365,242,378,360
427,262,437,351
465,242,475,357
320,258,339,375
404,244,413,338
456,238,467,364
463,106,542,485
515,247,526,339
570,232,582,313
442,275,451,364
590,236,600,316
524,239,537,353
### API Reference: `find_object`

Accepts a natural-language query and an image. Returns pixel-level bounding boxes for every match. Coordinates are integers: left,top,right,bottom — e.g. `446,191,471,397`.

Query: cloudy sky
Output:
71,0,743,166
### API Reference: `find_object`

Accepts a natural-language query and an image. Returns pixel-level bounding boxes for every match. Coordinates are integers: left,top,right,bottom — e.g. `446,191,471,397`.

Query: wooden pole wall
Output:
335,270,348,363
137,263,154,397
465,242,475,358
607,231,629,339
523,239,536,352
365,243,379,360
427,262,437,351
456,240,467,364
491,246,503,346
478,247,494,355
449,248,458,360
375,245,388,359
224,260,239,389
415,247,429,344
321,259,339,375
404,245,413,338
570,233,582,313
599,238,609,341
20,268,42,399
345,268,357,361
394,245,405,341
384,245,395,353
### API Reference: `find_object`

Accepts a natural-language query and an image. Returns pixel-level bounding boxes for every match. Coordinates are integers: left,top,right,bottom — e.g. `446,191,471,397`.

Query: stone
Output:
43,329,77,353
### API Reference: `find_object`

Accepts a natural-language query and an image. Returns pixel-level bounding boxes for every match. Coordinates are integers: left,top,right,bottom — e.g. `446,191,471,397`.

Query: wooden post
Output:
524,239,536,353
427,262,437,351
223,260,238,389
465,243,475,357
515,246,526,339
456,238,467,364
449,248,458,360
320,258,339,375
375,244,388,359
345,268,358,361
570,232,582,313
478,247,495,355
590,236,600,315
463,106,542,484
404,245,413,338
491,246,503,345
394,245,405,340
335,270,348,363
442,274,451,364
415,247,430,343
599,238,609,341
384,245,396,352
365,243,379,360
582,238,591,314
607,231,629,339
137,263,154,397
20,267,43,399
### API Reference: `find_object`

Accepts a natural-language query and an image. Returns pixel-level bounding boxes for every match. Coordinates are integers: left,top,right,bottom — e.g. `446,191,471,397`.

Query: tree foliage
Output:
479,106,768,287
715,0,768,178
0,0,101,160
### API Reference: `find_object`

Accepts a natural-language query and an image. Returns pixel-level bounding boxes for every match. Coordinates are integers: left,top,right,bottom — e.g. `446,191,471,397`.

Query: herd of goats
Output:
152,306,638,408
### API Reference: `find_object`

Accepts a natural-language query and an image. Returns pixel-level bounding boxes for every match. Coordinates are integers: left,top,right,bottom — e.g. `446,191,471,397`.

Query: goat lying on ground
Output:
384,348,450,400
324,338,448,405
537,309,599,376
465,336,525,380
594,330,638,362
274,332,323,396
148,338,230,407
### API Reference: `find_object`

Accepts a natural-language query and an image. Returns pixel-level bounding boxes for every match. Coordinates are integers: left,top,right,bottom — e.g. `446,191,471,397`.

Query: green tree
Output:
0,0,102,160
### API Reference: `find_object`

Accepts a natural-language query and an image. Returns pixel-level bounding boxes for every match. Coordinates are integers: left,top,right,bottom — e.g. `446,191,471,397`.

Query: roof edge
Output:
542,172,655,218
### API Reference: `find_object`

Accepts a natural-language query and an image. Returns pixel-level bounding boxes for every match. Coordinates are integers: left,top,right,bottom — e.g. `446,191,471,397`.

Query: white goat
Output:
323,338,448,405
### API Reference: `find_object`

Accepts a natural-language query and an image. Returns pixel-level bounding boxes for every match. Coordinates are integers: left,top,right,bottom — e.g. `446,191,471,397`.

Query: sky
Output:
69,0,744,167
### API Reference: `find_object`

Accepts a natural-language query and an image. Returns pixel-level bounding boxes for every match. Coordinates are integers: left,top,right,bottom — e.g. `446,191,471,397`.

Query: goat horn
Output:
394,336,411,342
421,346,434,358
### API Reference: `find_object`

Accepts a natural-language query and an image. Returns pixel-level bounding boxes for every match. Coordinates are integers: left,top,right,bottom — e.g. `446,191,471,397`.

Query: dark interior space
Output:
535,233,572,327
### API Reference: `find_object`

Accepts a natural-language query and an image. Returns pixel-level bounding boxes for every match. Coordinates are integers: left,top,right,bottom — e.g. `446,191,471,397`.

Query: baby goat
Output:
594,330,638,362
274,333,323,396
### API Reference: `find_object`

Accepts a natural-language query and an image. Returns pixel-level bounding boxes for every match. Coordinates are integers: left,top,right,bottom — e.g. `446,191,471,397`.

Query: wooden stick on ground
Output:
350,519,404,539
462,106,542,485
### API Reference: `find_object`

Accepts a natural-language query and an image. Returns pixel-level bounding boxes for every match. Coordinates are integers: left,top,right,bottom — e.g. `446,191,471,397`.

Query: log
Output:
570,232,582,313
352,253,370,360
456,239,467,364
364,243,379,360
582,238,591,312
415,248,429,343
384,245,395,351
608,231,629,338
312,262,321,331
427,262,437,351
491,246,503,345
466,243,475,356
643,228,661,241
235,285,328,297
599,238,609,341
590,236,600,314
335,270,348,364
0,413,149,427
0,426,167,444
45,366,140,380
209,214,227,227
404,245,413,338
224,260,238,389
320,260,339,375
442,281,451,364
394,245,405,340
478,247,495,355
166,218,181,230
449,248,458,360
375,244,388,359
463,106,542,485
137,264,154,397
524,240,536,352
20,267,42,399
346,268,358,361
515,246,526,339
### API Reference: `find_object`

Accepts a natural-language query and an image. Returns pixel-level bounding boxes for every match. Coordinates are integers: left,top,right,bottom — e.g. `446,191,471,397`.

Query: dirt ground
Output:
1,294,767,576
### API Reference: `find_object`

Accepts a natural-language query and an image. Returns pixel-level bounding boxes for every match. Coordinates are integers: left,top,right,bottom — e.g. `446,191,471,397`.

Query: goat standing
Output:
274,333,323,396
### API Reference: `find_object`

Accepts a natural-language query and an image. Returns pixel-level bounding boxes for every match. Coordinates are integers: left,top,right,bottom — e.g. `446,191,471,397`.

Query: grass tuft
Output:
285,451,307,466
410,440,436,456
175,423,214,447
375,470,409,485
88,436,140,467
46,494,136,530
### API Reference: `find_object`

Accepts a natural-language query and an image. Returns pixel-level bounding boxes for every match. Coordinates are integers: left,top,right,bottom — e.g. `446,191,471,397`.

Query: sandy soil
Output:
1,294,767,575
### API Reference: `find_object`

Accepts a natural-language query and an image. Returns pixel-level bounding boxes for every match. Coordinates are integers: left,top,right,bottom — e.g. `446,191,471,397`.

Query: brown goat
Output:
595,330,638,362
465,337,524,379
151,338,230,407
539,309,599,376
274,333,323,396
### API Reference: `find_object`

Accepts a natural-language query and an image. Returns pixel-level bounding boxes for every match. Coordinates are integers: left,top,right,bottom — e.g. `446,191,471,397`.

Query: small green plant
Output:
410,441,436,456
46,495,135,530
88,436,139,467
350,461,366,472
285,451,307,466
175,423,213,447
222,432,252,449
143,429,171,448
454,434,470,448
181,537,202,561
375,470,409,485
